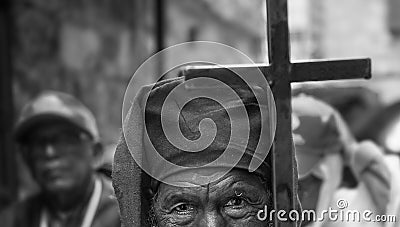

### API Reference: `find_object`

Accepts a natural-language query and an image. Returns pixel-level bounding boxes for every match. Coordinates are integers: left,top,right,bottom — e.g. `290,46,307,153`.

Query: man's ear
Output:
91,142,104,169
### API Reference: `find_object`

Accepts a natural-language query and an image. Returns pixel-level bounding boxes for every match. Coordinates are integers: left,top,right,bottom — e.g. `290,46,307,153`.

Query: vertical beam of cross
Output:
155,0,166,80
267,0,290,64
267,0,297,226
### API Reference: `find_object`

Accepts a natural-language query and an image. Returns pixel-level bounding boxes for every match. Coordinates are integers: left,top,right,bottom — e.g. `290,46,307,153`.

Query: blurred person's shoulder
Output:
93,174,121,227
0,194,43,227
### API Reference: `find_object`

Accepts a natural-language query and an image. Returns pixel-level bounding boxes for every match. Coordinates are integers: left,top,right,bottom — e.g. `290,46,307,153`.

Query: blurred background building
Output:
289,0,400,139
290,0,400,103
1,0,400,206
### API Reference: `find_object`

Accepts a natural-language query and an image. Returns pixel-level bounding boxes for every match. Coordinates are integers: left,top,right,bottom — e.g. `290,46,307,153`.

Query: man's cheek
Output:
225,213,270,227
156,212,268,227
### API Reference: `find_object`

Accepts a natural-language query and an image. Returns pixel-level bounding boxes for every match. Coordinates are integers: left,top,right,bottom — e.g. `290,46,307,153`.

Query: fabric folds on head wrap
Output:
113,76,276,226
292,94,343,178
292,94,344,227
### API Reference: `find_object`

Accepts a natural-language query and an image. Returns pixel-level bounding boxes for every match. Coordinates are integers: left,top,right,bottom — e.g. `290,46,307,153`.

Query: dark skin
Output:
152,169,272,227
22,120,102,212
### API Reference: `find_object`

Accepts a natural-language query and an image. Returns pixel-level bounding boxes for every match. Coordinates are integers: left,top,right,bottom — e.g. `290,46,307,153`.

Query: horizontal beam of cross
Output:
290,58,371,82
183,58,371,84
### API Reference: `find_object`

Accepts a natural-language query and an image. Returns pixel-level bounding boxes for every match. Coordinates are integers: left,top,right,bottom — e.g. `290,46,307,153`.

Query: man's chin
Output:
42,179,76,193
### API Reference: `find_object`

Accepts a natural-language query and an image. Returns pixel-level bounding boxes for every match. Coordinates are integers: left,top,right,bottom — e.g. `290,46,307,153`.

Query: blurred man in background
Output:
293,94,390,227
0,91,120,227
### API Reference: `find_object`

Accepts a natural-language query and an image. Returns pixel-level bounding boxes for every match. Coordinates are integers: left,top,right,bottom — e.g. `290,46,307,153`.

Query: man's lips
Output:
40,160,70,180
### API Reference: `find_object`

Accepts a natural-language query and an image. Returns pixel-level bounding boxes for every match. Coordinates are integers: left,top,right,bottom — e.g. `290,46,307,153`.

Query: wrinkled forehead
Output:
154,168,268,190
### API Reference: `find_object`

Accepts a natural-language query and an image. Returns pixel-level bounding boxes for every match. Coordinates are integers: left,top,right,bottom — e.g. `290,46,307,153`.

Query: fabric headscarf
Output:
292,94,344,227
292,94,343,179
113,76,277,226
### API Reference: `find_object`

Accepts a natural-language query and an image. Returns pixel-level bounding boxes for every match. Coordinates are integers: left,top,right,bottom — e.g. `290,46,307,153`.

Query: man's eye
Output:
171,203,195,215
224,197,256,219
225,197,246,208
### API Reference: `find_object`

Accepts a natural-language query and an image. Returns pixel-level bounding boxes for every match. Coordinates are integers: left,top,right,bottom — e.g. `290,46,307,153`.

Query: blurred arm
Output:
350,140,391,215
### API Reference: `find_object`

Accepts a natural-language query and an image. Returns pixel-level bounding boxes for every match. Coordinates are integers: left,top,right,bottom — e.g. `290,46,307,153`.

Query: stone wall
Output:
12,0,154,144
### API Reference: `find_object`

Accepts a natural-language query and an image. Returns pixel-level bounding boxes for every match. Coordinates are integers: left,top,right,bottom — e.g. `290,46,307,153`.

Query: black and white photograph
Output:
0,0,400,226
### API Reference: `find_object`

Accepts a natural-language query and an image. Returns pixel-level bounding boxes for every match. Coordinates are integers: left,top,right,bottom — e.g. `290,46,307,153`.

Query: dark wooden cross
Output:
181,0,371,226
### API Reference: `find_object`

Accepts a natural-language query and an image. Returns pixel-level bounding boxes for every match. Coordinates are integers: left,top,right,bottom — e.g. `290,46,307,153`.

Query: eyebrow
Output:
159,187,204,202
212,177,268,199
223,184,263,197
213,175,265,191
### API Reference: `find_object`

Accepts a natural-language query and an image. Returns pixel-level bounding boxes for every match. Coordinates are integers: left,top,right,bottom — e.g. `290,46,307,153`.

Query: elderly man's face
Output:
23,121,96,194
152,169,271,227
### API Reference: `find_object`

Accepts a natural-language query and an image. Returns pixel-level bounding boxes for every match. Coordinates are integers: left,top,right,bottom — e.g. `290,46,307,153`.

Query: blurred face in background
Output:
22,120,96,194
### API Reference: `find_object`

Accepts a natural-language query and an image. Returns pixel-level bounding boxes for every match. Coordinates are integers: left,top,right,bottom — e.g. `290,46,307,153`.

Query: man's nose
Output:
44,143,57,158
199,211,226,227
